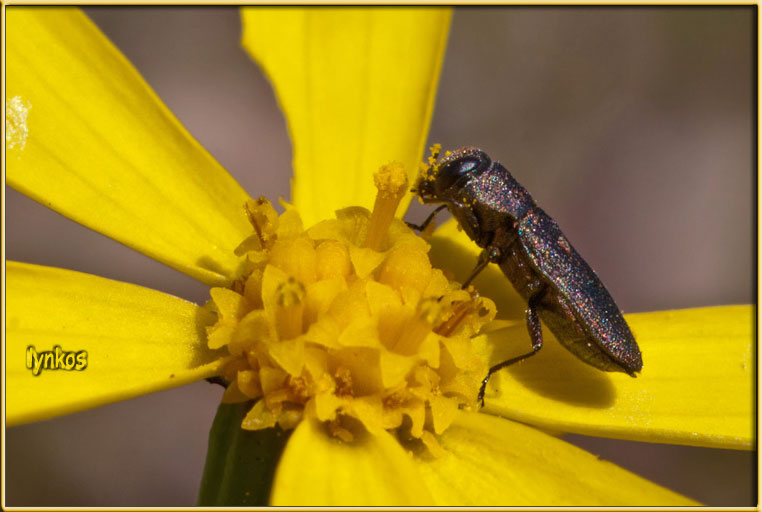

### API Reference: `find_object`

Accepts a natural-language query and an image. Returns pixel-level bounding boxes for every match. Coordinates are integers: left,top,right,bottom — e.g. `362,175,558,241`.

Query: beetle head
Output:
416,147,491,202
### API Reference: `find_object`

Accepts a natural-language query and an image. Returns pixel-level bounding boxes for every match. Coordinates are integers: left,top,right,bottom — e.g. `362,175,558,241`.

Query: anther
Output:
245,197,279,249
275,277,305,340
434,300,477,337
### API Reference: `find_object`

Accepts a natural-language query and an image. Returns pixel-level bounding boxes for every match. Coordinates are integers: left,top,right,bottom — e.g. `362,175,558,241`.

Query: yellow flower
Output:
6,6,753,506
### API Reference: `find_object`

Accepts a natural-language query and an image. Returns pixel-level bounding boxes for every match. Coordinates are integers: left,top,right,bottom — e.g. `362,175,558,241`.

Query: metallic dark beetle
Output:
413,147,643,403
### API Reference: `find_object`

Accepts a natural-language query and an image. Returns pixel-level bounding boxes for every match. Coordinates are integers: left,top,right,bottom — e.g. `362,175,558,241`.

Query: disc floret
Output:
206,162,495,448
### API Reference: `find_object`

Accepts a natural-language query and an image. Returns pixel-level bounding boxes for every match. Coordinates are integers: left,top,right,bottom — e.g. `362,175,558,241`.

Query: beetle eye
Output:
435,154,489,191
457,158,479,174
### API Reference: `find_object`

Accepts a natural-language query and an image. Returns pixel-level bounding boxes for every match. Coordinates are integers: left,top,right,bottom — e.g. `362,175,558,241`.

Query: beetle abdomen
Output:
516,209,642,374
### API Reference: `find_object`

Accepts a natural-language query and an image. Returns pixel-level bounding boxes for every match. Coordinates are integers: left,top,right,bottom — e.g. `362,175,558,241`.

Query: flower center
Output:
206,161,495,450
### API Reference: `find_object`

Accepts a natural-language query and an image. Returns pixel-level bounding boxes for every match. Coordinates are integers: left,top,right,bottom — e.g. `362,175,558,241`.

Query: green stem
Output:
198,401,292,506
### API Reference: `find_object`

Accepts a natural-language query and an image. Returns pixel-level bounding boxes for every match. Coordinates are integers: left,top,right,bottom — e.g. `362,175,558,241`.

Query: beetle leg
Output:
461,246,500,288
462,228,516,289
406,204,448,232
478,284,547,406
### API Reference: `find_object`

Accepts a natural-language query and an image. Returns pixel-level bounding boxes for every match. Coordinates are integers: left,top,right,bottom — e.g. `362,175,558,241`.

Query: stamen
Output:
435,299,477,337
245,197,279,250
365,162,408,251
330,418,355,443
275,277,305,340
335,367,353,396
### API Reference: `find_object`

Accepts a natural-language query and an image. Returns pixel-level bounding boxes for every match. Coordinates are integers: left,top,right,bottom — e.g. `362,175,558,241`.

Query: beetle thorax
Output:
468,163,535,223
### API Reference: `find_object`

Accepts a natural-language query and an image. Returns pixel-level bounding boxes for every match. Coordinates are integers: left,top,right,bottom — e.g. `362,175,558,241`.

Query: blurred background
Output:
5,6,755,506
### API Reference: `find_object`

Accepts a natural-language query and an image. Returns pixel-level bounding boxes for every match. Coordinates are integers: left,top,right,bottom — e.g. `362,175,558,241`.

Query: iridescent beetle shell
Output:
415,147,642,397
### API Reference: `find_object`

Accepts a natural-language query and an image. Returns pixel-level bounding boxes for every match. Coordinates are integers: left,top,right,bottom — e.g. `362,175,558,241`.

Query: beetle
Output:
411,146,643,405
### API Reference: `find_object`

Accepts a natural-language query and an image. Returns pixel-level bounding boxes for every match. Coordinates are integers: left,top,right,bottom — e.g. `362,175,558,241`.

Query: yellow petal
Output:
6,261,224,426
270,418,432,505
414,411,698,505
6,8,252,286
241,7,451,225
482,306,753,449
